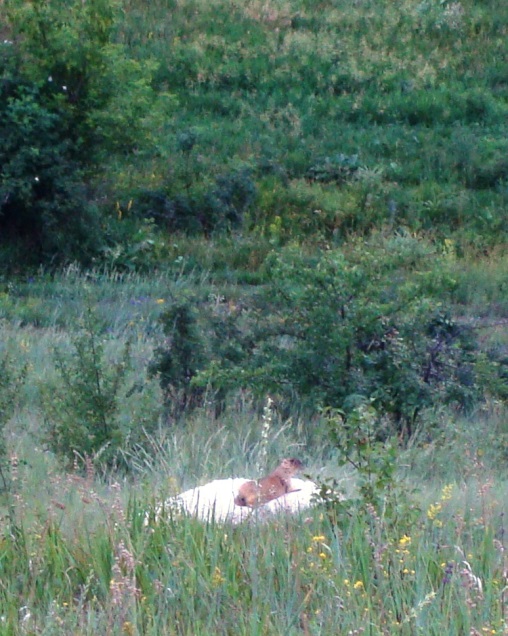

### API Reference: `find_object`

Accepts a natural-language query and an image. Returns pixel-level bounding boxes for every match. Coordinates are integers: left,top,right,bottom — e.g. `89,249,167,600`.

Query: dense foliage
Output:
0,81,102,266
1,0,507,269
150,238,504,436
0,0,506,631
0,0,168,267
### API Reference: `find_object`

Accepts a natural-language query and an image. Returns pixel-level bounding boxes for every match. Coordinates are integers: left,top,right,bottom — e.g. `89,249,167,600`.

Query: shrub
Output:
148,301,207,419
130,168,257,235
1,0,163,268
321,402,420,531
0,83,102,267
41,306,157,470
149,294,256,419
194,240,502,438
4,0,158,158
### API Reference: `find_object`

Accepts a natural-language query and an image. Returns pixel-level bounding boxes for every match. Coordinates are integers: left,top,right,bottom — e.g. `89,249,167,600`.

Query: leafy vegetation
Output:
1,0,169,266
0,80,101,266
1,0,507,268
148,238,505,438
0,0,507,632
41,305,161,470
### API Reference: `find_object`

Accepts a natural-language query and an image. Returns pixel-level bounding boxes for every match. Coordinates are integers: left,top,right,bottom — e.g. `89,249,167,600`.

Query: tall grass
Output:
3,308,508,636
2,335,507,633
1,433,507,634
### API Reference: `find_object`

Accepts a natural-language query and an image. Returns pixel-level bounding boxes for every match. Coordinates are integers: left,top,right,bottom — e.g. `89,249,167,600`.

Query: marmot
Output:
234,458,303,507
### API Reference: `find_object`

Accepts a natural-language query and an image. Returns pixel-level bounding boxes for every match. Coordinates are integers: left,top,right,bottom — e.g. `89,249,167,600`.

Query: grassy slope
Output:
111,0,508,245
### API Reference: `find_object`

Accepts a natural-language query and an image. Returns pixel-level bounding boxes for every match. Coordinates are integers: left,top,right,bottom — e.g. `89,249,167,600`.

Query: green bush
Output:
321,402,419,531
41,307,157,470
149,301,207,418
1,0,165,268
3,0,159,158
0,83,102,267
149,291,256,419
130,168,257,235
192,240,503,437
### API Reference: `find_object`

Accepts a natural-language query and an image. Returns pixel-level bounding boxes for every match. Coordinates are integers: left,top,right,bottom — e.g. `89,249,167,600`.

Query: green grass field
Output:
1,0,508,632
0,267,506,635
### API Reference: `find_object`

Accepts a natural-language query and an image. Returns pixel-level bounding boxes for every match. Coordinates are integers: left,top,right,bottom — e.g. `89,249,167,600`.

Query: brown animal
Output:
234,458,303,507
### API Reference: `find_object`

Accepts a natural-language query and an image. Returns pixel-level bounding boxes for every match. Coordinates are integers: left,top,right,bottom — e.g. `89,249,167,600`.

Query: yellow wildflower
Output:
122,622,134,636
427,502,442,520
211,566,225,586
441,484,454,501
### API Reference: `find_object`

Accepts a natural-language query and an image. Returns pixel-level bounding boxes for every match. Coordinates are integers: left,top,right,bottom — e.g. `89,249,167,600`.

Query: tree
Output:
1,0,162,268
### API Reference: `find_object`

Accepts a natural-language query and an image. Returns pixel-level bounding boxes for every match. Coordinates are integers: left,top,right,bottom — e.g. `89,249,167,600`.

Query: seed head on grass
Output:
109,539,139,630
110,481,126,526
211,566,225,587
256,396,274,473
402,591,437,624
460,560,483,596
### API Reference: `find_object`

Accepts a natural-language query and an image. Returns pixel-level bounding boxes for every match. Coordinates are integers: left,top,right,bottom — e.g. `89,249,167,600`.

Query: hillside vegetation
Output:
0,0,507,633
1,0,507,265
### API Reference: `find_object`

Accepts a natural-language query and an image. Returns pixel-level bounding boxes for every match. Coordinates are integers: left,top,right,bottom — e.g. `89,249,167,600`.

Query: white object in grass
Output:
155,477,319,524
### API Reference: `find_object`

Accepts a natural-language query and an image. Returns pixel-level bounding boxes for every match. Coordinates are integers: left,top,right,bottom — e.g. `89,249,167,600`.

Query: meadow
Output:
0,263,506,635
1,0,508,632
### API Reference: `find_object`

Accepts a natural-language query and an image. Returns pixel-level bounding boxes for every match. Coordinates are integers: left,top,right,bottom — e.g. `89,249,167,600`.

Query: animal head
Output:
279,457,303,474
234,480,259,507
